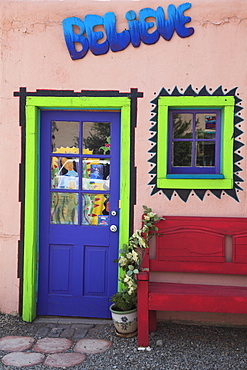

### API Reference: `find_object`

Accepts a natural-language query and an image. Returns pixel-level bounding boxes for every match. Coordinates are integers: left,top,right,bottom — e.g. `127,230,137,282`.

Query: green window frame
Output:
157,96,235,189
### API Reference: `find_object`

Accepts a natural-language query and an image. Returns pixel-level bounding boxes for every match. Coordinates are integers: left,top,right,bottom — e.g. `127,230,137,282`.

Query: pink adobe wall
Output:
0,0,246,315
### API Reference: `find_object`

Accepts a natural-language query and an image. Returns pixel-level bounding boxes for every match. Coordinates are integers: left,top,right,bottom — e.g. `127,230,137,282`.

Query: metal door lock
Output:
110,225,118,232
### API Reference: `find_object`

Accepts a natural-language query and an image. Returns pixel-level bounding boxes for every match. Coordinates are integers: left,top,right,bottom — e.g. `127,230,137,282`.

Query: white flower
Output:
142,225,149,233
128,287,135,295
119,256,127,266
123,275,131,283
147,212,156,219
139,238,147,248
131,250,139,262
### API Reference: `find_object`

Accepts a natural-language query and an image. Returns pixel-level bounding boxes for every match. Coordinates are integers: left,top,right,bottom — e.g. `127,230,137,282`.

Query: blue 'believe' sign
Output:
63,2,194,60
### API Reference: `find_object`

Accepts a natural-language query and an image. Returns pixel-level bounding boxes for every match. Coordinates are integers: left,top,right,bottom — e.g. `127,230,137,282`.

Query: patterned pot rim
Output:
109,304,137,315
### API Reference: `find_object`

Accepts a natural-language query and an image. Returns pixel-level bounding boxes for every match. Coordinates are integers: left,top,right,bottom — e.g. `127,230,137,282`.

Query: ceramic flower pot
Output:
110,304,137,335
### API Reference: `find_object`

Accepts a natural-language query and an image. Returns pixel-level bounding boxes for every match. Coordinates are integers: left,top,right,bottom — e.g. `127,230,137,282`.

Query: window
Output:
168,109,221,176
157,96,235,189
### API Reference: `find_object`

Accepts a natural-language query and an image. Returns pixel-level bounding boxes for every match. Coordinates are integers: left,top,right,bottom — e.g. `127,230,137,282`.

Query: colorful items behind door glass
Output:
82,157,110,226
52,157,79,189
82,159,110,190
82,193,109,226
51,147,109,225
51,192,78,225
62,3,194,60
51,147,80,190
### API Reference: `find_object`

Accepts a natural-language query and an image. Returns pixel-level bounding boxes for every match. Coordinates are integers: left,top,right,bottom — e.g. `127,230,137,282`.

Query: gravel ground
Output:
0,314,247,369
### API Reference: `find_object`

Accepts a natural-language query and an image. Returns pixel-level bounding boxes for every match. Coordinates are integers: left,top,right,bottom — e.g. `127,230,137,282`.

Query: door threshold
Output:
34,316,112,325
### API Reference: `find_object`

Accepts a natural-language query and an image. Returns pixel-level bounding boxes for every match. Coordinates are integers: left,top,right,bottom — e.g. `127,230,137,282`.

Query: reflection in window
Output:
172,113,192,138
196,114,216,139
82,194,109,226
169,109,220,174
196,142,215,167
50,192,78,225
173,142,192,167
51,121,79,152
83,122,110,155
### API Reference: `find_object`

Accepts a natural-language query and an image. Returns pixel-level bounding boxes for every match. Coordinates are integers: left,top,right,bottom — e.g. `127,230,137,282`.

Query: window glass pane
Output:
173,141,192,167
82,194,109,226
196,142,215,167
51,121,79,153
172,113,193,139
51,157,79,189
196,114,216,139
83,122,110,155
82,158,110,190
50,192,78,224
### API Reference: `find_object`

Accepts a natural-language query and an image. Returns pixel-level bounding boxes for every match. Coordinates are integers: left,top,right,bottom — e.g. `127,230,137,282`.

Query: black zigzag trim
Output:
149,86,244,202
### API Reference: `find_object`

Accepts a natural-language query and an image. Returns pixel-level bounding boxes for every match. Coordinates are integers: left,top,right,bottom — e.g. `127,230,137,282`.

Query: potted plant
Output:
110,206,163,336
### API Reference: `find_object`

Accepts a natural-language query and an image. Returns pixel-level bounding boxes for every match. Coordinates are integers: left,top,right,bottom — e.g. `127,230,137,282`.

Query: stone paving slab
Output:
33,337,73,353
36,327,50,338
74,338,112,354
59,327,75,338
2,352,45,367
48,327,64,338
73,328,88,340
0,336,35,351
44,352,87,368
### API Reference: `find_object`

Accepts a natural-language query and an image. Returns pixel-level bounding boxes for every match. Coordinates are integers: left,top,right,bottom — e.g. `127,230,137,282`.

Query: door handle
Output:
110,225,118,232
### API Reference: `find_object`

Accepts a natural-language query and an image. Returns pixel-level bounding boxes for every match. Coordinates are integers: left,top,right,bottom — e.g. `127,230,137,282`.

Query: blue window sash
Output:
168,109,221,175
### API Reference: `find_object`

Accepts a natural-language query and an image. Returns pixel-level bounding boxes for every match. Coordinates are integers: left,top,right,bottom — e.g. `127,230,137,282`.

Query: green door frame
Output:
23,96,132,322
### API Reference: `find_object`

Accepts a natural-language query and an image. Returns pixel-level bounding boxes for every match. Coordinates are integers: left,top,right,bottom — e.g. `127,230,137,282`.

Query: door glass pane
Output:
83,122,111,154
50,192,78,224
173,141,192,167
196,142,215,167
82,193,109,226
51,157,79,189
82,158,110,190
196,114,216,139
51,121,79,153
172,113,193,139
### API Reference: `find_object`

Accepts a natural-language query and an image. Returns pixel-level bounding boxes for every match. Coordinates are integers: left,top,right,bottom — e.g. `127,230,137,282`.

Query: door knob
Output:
110,225,118,232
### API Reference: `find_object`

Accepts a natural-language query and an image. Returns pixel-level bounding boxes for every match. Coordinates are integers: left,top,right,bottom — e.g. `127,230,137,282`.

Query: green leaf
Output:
133,269,139,274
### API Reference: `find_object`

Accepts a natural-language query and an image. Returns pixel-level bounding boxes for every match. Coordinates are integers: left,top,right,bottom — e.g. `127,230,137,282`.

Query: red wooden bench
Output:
137,216,247,347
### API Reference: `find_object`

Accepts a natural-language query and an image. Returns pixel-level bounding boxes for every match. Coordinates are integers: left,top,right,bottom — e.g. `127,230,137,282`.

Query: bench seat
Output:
149,281,247,313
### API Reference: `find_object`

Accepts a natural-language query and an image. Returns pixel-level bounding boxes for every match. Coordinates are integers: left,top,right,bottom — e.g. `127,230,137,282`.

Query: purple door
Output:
37,110,120,318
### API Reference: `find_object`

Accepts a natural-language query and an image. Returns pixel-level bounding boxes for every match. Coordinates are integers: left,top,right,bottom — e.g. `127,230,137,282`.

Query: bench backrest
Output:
145,216,247,275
